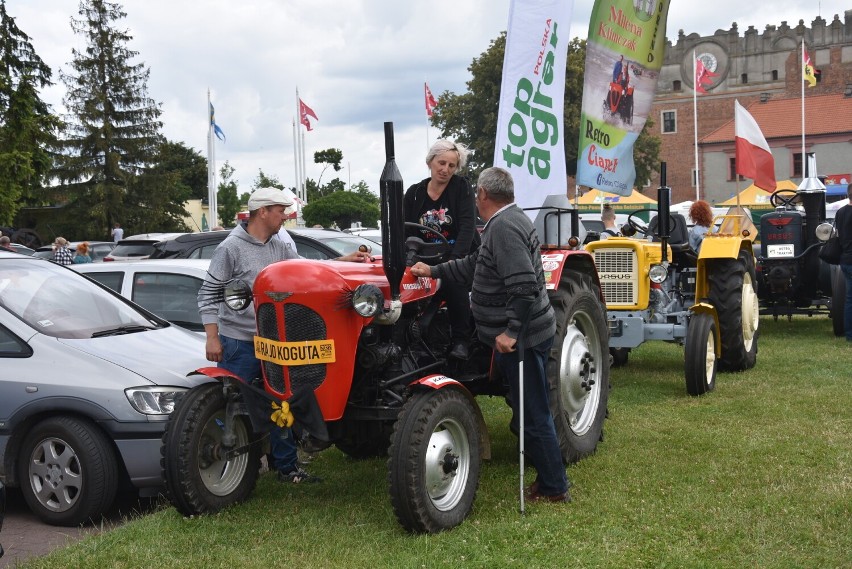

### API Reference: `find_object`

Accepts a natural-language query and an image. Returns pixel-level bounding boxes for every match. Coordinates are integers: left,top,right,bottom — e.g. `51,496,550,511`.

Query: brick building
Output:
646,9,852,204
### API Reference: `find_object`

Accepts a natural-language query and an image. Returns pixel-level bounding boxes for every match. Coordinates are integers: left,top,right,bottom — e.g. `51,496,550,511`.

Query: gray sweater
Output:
432,204,556,349
198,223,300,341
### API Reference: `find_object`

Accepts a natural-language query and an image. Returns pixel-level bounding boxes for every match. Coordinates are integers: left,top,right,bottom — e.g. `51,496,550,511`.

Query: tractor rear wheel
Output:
684,312,717,396
708,252,759,371
547,269,610,464
388,388,481,533
831,266,846,337
162,382,262,516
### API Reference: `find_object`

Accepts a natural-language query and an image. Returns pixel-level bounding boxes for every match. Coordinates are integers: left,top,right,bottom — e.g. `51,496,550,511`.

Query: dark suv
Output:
149,228,382,260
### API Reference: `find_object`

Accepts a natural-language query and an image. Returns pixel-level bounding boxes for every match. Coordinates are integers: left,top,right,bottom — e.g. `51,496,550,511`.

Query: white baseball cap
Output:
247,187,294,211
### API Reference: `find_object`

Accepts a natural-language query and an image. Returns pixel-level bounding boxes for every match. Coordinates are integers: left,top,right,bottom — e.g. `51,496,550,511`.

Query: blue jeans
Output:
494,336,568,496
218,335,299,473
842,265,852,341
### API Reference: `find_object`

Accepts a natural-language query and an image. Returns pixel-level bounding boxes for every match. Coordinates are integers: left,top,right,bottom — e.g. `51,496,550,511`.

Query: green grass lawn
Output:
23,316,851,569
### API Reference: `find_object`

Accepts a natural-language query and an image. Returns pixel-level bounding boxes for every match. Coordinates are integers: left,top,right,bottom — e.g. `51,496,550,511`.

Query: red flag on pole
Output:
424,83,438,118
735,100,776,191
694,57,718,94
299,99,319,131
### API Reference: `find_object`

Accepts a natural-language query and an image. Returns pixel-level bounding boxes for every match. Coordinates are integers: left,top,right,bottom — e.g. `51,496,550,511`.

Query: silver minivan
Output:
0,252,213,526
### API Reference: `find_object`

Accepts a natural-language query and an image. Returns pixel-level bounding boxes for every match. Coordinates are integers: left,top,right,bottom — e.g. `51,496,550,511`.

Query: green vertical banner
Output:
576,0,671,196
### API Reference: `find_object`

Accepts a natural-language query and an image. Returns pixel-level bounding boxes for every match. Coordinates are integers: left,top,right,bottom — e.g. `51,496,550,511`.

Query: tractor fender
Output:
698,237,753,261
689,302,721,357
192,366,244,382
408,374,491,460
542,249,604,302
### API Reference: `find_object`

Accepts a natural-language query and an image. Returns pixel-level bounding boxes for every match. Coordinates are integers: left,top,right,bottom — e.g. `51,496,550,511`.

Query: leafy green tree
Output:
53,0,164,237
431,34,659,186
156,140,207,200
314,148,343,188
217,161,241,226
302,191,380,230
252,169,283,190
0,0,60,226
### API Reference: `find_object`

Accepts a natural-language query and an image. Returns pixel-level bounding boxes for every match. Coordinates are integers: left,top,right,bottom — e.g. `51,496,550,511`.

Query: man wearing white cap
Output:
198,186,370,483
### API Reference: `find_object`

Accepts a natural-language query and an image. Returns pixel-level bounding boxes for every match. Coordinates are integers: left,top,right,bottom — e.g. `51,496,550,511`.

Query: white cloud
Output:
6,0,845,199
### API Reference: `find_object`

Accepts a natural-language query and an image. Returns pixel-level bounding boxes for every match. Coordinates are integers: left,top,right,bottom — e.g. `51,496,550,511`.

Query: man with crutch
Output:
411,166,570,506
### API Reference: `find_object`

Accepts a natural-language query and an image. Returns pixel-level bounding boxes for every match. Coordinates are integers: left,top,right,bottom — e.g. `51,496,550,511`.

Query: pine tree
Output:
54,0,163,237
0,0,60,227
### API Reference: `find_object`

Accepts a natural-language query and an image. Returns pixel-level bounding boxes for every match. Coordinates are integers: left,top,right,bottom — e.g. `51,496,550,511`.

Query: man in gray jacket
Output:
410,167,569,502
199,187,370,483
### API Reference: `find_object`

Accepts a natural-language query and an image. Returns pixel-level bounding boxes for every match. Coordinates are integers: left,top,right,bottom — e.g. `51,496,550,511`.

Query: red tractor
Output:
161,124,611,533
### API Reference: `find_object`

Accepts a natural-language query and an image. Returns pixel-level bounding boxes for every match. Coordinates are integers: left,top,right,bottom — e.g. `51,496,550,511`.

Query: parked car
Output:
33,241,115,262
73,259,211,333
7,243,35,256
104,233,186,261
0,252,213,526
148,228,383,260
0,479,4,558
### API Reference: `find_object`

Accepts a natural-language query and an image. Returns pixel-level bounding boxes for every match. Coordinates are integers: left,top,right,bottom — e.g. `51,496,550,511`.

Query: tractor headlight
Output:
649,264,668,284
224,280,252,310
815,222,834,242
352,284,384,317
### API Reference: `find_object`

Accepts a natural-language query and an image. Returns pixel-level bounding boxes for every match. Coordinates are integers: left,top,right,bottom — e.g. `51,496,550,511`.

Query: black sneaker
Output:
449,341,470,360
277,467,322,484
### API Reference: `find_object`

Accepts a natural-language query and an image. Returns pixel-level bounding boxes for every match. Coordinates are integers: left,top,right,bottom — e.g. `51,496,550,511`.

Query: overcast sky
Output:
7,0,847,200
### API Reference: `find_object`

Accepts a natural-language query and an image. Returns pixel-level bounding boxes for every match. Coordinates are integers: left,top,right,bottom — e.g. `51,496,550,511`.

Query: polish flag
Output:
424,83,438,118
735,100,776,191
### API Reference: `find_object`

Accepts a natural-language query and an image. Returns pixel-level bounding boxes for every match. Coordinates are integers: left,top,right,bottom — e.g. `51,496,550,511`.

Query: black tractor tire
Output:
708,252,759,372
388,388,481,534
684,312,718,396
547,269,610,464
334,419,394,459
18,416,118,526
162,383,262,517
831,266,846,337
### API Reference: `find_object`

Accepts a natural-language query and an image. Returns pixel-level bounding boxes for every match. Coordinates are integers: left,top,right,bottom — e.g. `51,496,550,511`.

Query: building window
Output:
741,73,748,84
673,80,682,91
729,158,746,181
771,70,778,80
793,153,803,178
662,110,677,133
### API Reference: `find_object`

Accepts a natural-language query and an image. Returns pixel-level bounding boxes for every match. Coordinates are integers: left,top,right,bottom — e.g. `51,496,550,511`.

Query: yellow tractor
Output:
585,168,759,395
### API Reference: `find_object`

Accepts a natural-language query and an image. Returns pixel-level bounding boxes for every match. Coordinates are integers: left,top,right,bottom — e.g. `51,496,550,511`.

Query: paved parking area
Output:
1,488,158,568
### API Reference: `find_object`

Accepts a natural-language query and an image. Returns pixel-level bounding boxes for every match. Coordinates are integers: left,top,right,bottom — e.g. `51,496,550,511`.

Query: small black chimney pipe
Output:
657,162,671,264
379,122,405,301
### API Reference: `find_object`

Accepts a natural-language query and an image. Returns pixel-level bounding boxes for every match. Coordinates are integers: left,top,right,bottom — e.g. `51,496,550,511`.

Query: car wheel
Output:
18,416,118,526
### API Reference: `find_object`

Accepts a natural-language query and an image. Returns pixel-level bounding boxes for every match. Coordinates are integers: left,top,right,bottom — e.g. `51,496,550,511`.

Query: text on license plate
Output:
766,244,795,258
254,336,335,365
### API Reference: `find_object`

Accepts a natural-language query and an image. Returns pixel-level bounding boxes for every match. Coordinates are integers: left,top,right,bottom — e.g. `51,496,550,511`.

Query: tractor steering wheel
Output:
404,222,450,265
626,208,677,239
769,189,801,209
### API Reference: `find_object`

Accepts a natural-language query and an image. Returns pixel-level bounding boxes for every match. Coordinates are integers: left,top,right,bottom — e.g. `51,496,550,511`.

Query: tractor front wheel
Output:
388,388,481,533
162,382,262,517
684,312,717,396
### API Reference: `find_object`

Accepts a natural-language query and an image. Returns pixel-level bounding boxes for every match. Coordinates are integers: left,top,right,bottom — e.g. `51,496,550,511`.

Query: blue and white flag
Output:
209,102,226,142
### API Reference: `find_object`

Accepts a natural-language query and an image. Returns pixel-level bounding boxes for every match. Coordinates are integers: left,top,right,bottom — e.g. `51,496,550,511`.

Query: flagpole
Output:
206,88,218,230
801,40,806,175
693,49,700,201
292,118,299,197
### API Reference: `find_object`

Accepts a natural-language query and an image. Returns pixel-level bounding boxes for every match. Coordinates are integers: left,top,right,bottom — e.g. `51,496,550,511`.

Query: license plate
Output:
766,244,795,258
254,336,336,365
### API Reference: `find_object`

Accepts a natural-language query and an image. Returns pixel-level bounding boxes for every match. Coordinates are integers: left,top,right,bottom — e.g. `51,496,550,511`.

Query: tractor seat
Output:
647,213,696,258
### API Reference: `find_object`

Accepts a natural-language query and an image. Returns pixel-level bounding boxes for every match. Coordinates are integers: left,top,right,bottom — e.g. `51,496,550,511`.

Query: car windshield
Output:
316,235,383,256
110,242,156,257
0,259,162,339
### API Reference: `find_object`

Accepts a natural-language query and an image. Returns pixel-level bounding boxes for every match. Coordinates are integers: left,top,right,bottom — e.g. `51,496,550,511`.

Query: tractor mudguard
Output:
542,249,603,301
192,367,244,382
689,302,721,357
698,238,752,261
407,374,491,460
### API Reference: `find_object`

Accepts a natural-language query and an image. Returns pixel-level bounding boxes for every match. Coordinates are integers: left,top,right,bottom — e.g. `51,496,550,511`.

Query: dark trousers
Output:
494,336,568,496
441,280,472,342
219,335,299,473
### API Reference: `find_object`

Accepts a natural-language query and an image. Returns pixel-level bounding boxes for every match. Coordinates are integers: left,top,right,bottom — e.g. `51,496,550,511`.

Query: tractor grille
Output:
593,248,638,306
256,302,328,395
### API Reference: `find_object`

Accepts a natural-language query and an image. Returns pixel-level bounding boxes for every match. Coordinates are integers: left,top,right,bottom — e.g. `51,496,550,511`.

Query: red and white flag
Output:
299,99,319,131
735,100,776,191
424,83,438,118
694,57,718,94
